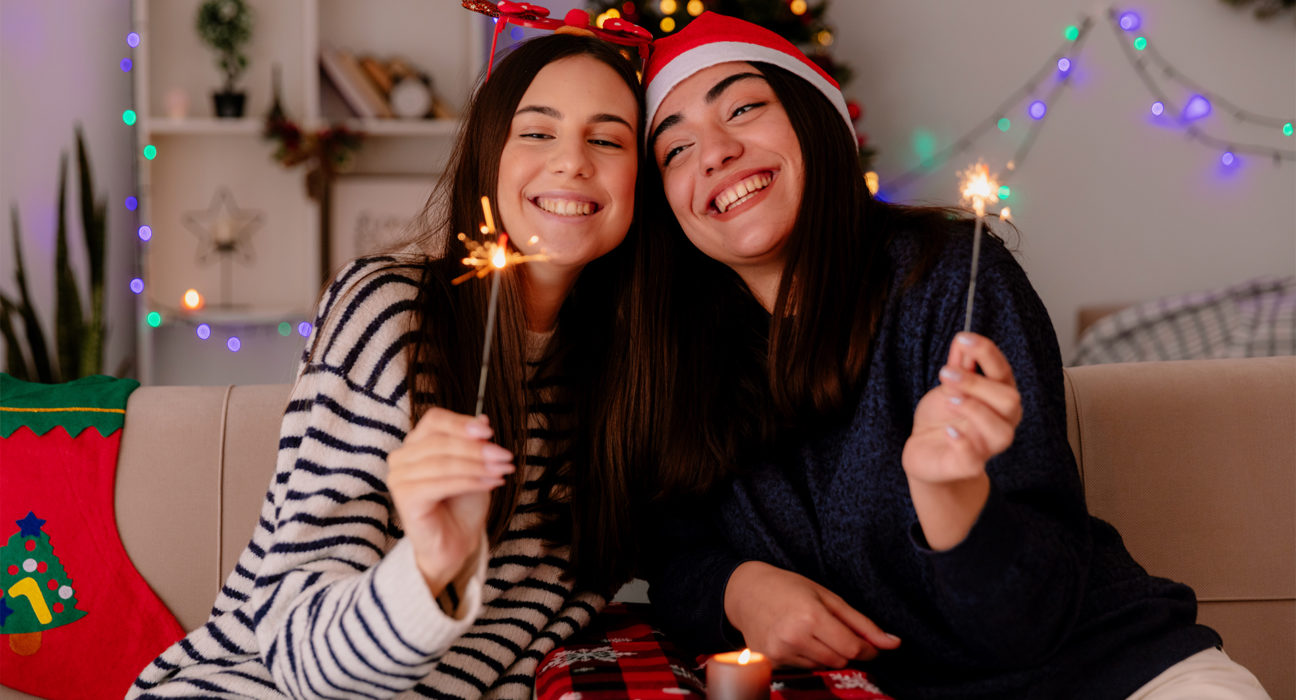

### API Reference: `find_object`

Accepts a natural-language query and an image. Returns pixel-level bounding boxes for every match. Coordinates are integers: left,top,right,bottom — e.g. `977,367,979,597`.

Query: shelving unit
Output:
131,0,487,385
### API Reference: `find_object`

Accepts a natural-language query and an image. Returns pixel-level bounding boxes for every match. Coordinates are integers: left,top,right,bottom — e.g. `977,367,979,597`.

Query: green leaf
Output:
0,295,33,381
9,205,53,382
54,152,84,382
74,125,106,376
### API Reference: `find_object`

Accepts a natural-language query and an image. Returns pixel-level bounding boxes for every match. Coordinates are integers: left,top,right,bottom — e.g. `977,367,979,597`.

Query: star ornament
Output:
16,511,45,538
182,187,264,265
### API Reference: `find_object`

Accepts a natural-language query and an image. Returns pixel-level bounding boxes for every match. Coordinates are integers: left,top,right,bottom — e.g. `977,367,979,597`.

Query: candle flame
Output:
737,649,752,665
959,161,1000,217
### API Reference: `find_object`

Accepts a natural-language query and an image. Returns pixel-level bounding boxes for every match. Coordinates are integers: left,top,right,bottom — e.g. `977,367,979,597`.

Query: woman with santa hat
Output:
631,11,1268,700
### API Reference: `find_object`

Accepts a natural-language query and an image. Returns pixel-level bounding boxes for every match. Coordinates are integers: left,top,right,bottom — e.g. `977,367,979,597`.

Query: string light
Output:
129,278,144,294
137,225,152,241
997,117,1011,132
659,0,677,14
122,109,136,126
146,312,161,327
660,16,675,32
1117,11,1141,31
142,144,157,160
278,322,292,336
119,58,132,72
1057,57,1071,74
1221,151,1236,167
297,322,313,337
687,0,704,16
1028,100,1047,120
1064,24,1079,41
124,196,138,211
226,337,241,352
790,0,808,15
126,32,140,48
1284,122,1294,137
182,288,204,310
1108,8,1294,168
196,324,211,340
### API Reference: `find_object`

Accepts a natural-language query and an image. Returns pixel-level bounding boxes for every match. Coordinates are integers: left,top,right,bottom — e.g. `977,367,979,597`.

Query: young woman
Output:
130,33,647,699
635,12,1269,700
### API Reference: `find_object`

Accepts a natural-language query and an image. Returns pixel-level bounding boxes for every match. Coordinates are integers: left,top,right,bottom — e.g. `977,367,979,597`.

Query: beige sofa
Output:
2,358,1292,699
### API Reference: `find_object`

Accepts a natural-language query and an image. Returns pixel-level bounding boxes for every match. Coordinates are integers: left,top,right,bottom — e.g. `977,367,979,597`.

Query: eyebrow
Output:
515,105,634,130
649,72,767,149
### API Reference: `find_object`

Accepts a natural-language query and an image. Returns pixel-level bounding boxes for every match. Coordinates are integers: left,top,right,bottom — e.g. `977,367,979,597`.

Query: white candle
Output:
707,649,772,700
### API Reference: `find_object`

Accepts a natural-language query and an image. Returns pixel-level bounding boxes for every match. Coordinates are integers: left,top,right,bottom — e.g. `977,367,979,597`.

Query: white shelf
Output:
147,118,264,135
340,118,462,137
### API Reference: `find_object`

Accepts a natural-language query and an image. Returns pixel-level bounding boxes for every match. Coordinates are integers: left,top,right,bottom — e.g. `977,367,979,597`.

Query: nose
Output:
548,137,593,179
699,125,742,176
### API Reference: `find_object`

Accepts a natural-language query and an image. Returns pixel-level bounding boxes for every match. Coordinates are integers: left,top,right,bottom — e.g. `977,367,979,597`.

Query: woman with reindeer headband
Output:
633,12,1268,700
130,10,655,698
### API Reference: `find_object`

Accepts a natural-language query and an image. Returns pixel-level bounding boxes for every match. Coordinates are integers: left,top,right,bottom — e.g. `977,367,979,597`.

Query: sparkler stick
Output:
452,195,546,416
958,162,1001,334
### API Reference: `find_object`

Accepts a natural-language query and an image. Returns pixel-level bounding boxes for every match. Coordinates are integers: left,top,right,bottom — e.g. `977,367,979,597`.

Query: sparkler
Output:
453,196,546,416
958,162,1007,334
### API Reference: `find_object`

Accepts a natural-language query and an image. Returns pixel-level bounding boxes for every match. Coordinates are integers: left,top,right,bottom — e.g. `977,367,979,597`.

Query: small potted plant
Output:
195,0,254,118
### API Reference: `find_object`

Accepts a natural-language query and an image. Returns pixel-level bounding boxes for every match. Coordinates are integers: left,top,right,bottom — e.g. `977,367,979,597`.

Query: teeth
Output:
535,197,595,216
714,173,773,213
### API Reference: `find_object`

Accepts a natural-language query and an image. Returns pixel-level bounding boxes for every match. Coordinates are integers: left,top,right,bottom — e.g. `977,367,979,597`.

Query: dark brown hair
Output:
402,34,648,593
635,62,978,497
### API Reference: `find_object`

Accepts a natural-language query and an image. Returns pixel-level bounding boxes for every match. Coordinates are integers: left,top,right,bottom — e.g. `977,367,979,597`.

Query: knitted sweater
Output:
647,233,1220,700
130,257,603,700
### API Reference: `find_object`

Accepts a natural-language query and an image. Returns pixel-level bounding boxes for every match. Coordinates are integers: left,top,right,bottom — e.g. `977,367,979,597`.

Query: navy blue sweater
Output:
647,232,1220,700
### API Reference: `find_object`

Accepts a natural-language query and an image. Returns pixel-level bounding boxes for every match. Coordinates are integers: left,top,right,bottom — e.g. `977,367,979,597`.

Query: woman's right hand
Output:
387,407,515,596
723,561,900,668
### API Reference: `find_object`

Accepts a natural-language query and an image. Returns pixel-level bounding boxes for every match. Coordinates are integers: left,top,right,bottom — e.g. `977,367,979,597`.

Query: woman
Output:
131,33,646,699
635,12,1268,700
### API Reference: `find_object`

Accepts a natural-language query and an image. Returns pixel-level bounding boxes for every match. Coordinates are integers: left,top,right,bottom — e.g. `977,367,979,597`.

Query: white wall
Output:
1,0,136,376
825,0,1295,359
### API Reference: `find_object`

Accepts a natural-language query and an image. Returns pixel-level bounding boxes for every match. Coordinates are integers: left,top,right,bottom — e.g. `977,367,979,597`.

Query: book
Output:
319,45,392,119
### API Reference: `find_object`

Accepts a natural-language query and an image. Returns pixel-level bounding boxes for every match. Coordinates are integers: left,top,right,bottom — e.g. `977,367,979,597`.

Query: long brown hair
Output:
635,62,979,497
402,35,648,593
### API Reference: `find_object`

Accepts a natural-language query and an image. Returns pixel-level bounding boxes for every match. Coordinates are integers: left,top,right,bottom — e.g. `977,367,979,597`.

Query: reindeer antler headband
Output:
463,1,653,76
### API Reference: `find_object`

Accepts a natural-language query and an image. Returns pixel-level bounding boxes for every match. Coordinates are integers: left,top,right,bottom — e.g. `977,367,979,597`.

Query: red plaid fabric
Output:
536,604,892,699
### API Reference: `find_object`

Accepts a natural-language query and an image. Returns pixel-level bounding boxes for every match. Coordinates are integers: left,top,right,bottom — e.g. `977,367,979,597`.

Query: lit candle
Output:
706,649,772,700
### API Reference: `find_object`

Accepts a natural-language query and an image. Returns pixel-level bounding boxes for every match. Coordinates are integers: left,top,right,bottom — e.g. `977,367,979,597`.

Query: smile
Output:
533,197,600,217
712,172,773,214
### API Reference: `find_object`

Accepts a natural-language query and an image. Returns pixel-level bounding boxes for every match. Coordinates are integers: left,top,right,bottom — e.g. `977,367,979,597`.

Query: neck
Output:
522,262,582,332
736,265,783,314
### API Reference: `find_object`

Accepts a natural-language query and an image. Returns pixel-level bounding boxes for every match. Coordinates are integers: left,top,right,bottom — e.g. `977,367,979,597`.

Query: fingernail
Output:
956,333,975,346
885,633,901,642
945,425,960,440
465,421,493,439
483,444,513,462
939,367,962,382
486,462,515,475
948,395,963,406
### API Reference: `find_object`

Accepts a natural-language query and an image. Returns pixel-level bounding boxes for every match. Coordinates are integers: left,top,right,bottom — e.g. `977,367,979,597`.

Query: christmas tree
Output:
587,0,875,169
0,512,86,655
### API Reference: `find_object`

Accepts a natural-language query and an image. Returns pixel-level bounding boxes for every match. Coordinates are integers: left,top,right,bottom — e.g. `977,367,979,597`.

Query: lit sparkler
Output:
453,195,546,416
958,161,1003,334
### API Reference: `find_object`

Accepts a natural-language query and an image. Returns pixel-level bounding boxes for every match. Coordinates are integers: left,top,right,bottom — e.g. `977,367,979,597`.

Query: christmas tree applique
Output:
0,512,86,655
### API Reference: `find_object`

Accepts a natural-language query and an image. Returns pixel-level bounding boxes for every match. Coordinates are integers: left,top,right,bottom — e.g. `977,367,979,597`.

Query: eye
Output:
730,102,766,119
588,137,624,148
661,143,689,167
519,131,553,140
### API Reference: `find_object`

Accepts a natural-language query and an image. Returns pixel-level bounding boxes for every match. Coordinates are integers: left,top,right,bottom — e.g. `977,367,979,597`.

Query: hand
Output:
387,408,514,595
901,332,1022,548
723,561,900,668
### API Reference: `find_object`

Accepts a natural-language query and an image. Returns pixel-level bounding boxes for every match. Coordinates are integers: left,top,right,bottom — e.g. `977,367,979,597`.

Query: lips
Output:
532,196,600,217
710,172,773,214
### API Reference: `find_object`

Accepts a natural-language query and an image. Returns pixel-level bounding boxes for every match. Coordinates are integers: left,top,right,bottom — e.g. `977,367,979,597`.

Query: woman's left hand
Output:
901,332,1022,549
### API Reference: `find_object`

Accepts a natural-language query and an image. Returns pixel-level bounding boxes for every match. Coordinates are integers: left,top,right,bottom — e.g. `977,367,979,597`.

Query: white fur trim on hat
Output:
645,42,856,141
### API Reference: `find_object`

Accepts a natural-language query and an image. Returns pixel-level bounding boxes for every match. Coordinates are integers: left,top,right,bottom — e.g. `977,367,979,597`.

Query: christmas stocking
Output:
0,374,184,700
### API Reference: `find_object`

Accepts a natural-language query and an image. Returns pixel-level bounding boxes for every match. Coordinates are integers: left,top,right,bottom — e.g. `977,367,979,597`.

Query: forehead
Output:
521,55,638,115
652,61,763,129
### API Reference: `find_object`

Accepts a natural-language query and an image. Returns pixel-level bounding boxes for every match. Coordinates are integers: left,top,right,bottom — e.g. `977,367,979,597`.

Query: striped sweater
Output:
130,257,604,699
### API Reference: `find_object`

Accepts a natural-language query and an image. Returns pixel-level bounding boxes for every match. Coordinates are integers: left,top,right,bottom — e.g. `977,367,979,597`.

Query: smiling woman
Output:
128,33,652,699
625,11,1271,700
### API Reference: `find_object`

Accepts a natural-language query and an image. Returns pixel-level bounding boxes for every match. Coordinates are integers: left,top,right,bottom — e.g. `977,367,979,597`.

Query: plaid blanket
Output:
536,603,892,699
1072,275,1296,365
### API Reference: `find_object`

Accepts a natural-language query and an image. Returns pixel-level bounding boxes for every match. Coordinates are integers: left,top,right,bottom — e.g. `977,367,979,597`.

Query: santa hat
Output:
644,11,855,139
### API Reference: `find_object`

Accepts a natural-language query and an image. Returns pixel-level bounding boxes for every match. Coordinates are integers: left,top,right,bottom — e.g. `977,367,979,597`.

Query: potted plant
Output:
195,0,254,118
